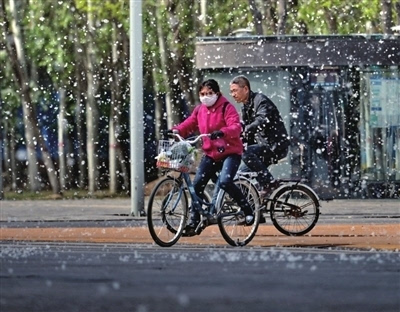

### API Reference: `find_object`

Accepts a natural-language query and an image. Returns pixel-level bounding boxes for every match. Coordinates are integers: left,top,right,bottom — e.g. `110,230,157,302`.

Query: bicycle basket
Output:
155,140,196,172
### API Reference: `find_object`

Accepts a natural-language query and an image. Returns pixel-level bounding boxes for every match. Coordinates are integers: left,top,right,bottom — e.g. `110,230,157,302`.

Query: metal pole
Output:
0,97,3,200
130,0,144,216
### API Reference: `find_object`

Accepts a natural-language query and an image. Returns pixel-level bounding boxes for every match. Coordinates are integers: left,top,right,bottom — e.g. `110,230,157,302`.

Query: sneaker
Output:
205,212,218,225
245,215,254,225
183,225,197,237
237,211,254,226
259,214,266,224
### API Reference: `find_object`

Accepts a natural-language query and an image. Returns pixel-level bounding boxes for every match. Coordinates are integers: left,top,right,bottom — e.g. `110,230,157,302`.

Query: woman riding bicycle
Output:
171,79,254,230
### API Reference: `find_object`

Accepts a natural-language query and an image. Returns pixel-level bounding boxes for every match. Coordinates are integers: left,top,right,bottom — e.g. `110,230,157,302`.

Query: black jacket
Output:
242,91,289,153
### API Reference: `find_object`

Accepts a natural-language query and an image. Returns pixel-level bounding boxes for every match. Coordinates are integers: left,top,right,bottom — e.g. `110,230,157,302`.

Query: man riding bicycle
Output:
229,75,290,197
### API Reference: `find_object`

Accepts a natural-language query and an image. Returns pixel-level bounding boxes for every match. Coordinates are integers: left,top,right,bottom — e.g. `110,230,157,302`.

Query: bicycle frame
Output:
179,172,213,216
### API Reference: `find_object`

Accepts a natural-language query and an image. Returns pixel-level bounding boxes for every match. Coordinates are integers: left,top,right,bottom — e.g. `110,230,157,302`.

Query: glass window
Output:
359,67,400,182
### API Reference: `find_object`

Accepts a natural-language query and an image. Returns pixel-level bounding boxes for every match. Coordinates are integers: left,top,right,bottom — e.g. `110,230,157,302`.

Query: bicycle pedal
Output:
208,216,218,225
195,221,207,233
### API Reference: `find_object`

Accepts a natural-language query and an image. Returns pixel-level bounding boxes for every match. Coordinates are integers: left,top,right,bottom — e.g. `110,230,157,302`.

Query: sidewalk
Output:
0,199,399,251
0,198,398,222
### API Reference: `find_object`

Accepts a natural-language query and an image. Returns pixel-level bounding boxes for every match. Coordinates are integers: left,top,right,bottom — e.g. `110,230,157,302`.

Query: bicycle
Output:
232,170,320,236
147,133,260,247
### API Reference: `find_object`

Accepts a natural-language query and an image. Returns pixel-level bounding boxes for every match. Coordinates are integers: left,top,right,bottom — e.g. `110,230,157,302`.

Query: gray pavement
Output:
1,198,399,251
0,198,398,223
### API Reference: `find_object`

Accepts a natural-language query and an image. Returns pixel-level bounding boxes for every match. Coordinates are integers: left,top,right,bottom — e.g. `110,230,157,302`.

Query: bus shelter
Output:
195,34,400,199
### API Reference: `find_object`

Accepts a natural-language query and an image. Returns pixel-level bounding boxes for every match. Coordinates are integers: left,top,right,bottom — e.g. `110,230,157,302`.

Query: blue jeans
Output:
193,154,250,214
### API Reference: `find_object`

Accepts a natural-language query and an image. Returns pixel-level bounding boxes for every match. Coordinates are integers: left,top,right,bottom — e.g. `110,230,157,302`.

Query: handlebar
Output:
169,132,210,145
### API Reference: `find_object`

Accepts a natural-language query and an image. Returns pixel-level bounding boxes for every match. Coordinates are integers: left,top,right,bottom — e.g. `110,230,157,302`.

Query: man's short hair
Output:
230,75,251,89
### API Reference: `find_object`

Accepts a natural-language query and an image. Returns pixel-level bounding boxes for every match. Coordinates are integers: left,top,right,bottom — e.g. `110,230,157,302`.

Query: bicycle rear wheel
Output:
270,184,320,236
217,178,261,246
147,177,188,247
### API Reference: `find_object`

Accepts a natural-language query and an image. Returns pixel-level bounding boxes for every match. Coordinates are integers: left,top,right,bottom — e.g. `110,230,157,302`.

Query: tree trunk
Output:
151,71,167,140
57,87,66,191
156,4,175,128
147,8,167,138
117,148,129,192
0,101,3,199
86,60,99,194
109,23,118,194
109,116,117,193
5,0,39,191
117,24,130,192
263,0,277,34
6,123,17,190
276,0,287,35
248,0,264,35
21,100,40,191
75,88,87,188
381,0,393,34
72,20,87,189
2,119,10,190
109,100,130,193
165,2,196,113
34,121,61,194
86,0,99,193
324,9,338,33
109,21,129,193
3,0,60,194
200,0,207,36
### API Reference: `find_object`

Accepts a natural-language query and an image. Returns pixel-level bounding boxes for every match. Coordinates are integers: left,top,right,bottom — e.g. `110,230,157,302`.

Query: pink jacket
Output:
173,95,243,161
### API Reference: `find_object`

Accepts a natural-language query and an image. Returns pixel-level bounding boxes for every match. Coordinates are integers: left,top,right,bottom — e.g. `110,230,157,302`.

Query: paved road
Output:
1,199,399,312
2,242,399,312
1,199,399,250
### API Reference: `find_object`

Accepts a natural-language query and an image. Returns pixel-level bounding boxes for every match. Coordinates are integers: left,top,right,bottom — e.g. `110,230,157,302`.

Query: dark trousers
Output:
192,154,251,215
241,144,288,186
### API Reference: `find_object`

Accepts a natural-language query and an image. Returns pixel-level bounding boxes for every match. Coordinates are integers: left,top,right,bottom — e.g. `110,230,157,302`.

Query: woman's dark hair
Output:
198,79,220,93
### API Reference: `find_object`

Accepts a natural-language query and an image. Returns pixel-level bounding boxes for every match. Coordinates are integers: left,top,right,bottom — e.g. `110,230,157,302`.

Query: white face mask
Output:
200,94,218,107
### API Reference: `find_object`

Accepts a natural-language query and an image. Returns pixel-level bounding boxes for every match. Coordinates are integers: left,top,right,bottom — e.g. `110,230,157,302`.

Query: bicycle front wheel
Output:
147,177,188,247
270,184,320,236
217,178,261,246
